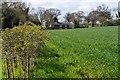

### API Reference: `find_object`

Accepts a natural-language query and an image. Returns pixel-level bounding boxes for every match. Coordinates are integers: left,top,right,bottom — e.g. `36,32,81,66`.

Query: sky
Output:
24,0,120,21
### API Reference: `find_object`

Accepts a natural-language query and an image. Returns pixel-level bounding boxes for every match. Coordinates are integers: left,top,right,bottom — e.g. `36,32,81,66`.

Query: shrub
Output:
104,19,115,26
2,26,46,78
79,24,85,28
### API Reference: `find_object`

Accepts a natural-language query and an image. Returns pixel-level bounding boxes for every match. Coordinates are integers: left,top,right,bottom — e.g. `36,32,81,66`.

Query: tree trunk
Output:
6,58,10,78
10,59,14,78
92,21,94,27
21,55,28,78
13,56,17,68
28,56,30,78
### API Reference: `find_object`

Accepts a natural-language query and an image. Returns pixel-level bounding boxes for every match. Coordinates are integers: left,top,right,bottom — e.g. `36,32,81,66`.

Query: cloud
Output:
26,0,119,11
76,0,119,11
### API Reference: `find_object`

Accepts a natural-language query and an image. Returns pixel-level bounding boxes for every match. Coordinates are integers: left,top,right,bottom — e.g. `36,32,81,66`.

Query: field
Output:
29,26,118,78
1,26,118,78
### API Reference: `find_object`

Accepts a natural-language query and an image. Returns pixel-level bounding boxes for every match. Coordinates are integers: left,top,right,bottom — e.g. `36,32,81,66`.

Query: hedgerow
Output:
2,26,46,78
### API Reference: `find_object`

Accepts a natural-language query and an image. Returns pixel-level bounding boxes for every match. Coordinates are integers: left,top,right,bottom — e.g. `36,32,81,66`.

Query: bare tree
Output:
97,4,112,24
85,4,111,27
42,8,61,27
36,7,45,22
64,11,84,28
113,8,120,18
28,7,41,25
64,12,71,22
86,10,99,27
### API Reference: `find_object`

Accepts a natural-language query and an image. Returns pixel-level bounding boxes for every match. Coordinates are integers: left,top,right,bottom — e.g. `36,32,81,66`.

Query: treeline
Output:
1,1,120,29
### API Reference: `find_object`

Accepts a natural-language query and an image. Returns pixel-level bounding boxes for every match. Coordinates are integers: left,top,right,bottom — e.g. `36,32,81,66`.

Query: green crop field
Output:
29,26,118,78
1,26,119,78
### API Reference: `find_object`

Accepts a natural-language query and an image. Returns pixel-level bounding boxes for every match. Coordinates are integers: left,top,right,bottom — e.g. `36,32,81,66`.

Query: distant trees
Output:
27,7,61,28
85,4,112,27
42,8,61,27
97,4,112,26
85,10,99,27
64,11,84,28
64,4,112,28
36,3,119,28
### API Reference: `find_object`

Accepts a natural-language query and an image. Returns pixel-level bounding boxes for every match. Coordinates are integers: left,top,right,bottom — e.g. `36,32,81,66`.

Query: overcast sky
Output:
24,0,120,21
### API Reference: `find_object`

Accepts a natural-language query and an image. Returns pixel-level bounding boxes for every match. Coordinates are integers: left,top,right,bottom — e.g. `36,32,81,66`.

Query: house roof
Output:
53,22,69,25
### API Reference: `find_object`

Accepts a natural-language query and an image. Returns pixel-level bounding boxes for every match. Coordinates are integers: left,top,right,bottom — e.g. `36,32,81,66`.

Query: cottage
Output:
42,20,74,29
52,22,68,29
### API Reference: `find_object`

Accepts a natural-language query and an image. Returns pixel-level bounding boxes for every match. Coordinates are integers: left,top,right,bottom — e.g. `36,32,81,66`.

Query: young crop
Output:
30,26,118,78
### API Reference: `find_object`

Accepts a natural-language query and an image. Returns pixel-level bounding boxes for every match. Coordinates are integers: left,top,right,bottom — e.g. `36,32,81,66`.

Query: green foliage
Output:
30,26,118,78
2,2,30,28
2,26,46,78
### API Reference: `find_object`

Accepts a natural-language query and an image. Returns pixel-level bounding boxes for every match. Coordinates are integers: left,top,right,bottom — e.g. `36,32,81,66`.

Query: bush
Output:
24,21,36,26
2,26,46,78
